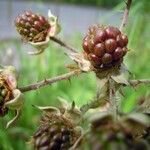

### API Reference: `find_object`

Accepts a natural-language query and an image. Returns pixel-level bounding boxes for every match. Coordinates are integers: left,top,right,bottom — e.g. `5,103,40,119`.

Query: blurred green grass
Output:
0,0,150,149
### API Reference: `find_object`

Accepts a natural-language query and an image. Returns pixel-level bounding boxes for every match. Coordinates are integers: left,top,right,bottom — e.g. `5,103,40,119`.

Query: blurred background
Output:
0,0,150,149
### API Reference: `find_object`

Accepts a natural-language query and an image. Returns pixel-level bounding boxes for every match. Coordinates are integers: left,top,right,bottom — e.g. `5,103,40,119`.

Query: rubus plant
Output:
0,0,149,149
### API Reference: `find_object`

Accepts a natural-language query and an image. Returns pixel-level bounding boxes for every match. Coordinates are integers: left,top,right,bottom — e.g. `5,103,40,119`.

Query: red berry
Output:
94,30,107,43
105,39,117,53
122,34,128,46
122,47,128,56
102,53,112,64
31,14,38,20
25,11,32,17
39,16,47,24
113,47,123,60
21,14,27,20
27,17,34,24
88,40,95,51
82,40,90,54
88,53,102,65
116,35,123,48
105,26,120,39
94,43,105,57
30,28,38,34
117,34,128,47
34,21,42,30
20,20,26,27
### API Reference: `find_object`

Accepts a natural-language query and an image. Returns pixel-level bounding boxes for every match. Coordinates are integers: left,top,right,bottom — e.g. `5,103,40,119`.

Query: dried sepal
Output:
6,110,20,129
28,36,50,55
0,66,18,89
5,89,24,110
57,97,70,113
32,105,61,115
4,89,24,129
64,101,81,123
121,113,150,137
66,51,91,72
89,112,113,129
136,94,150,114
0,66,24,128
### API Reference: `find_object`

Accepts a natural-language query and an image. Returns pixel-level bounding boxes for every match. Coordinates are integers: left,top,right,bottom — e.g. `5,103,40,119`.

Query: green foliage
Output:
0,35,96,149
0,0,149,149
42,0,120,7
120,0,150,112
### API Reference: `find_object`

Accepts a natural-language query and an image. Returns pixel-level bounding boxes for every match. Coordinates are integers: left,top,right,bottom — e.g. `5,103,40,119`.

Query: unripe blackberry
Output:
82,24,128,69
15,11,51,43
32,113,80,150
0,75,13,117
76,124,135,150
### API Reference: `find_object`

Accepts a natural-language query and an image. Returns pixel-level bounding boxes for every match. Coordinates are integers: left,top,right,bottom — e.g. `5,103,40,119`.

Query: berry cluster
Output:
0,75,13,117
15,11,50,43
82,25,128,68
77,122,149,150
33,114,79,150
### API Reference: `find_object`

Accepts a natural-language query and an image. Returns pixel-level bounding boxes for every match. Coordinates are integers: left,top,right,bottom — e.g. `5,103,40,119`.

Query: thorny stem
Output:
69,130,90,150
109,78,117,120
50,36,78,53
80,77,109,114
80,96,108,114
19,70,82,93
129,79,150,87
80,78,150,114
120,0,132,31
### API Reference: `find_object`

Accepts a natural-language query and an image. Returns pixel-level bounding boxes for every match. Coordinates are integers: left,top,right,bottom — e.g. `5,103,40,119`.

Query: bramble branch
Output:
129,79,150,87
50,36,78,53
120,0,132,31
19,70,82,93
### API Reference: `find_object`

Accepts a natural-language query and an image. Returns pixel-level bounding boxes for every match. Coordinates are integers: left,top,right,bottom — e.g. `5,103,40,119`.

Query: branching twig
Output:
50,36,78,53
120,0,132,31
19,70,82,93
80,96,109,114
69,130,89,150
109,78,117,120
129,79,150,87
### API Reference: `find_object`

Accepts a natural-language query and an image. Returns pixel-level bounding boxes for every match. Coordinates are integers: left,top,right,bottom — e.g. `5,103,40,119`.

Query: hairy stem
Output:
129,79,150,87
120,0,132,31
50,36,78,53
109,78,117,120
80,77,109,114
19,70,82,93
